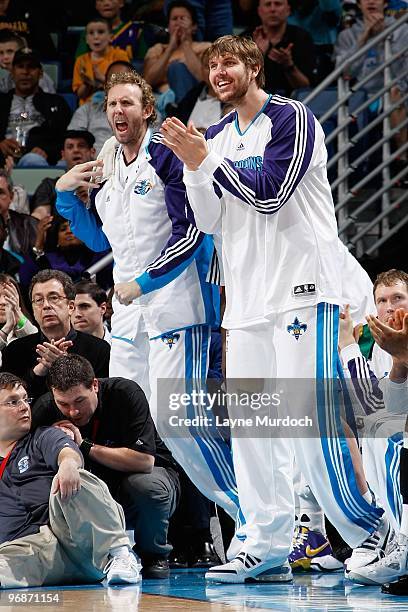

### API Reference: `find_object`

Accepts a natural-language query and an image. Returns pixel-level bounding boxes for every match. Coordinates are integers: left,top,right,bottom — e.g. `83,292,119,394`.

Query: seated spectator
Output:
335,0,408,173
247,0,316,96
0,29,55,93
0,216,21,277
0,169,37,258
1,269,110,400
0,0,57,59
76,0,152,67
287,0,341,82
68,61,133,155
31,130,96,220
0,150,29,214
0,371,140,588
0,273,36,363
143,0,211,103
73,280,111,343
32,354,180,579
73,17,129,106
0,48,71,167
164,0,233,42
19,214,112,292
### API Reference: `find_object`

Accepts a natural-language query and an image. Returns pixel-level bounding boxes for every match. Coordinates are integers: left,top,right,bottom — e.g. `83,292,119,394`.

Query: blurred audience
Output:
19,215,112,291
288,0,341,82
0,48,71,167
73,279,111,343
335,0,408,171
76,0,152,67
0,150,29,214
164,0,233,41
0,169,37,259
0,29,55,93
0,217,21,277
1,269,111,400
0,0,57,59
31,130,96,219
73,17,129,105
144,0,210,103
247,0,316,96
0,273,36,363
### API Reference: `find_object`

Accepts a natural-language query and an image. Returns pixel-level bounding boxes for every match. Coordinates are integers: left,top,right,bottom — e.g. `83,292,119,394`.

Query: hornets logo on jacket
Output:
134,179,153,195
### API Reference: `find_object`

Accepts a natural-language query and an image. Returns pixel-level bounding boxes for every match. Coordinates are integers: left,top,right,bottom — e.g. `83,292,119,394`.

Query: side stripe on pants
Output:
385,434,403,526
316,303,383,533
185,326,239,509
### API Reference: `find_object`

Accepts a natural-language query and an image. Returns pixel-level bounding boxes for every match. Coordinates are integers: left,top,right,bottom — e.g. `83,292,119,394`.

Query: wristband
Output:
80,438,94,459
16,315,27,330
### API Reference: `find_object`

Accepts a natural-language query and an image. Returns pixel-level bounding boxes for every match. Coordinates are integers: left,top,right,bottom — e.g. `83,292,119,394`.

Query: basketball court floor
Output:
2,570,408,611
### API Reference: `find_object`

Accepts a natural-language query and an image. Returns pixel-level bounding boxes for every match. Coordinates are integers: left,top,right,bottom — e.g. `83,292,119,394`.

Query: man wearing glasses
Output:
0,372,140,588
1,269,110,400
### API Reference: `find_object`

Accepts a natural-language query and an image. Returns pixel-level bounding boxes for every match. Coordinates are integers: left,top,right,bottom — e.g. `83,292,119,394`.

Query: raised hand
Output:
56,159,103,192
161,117,208,170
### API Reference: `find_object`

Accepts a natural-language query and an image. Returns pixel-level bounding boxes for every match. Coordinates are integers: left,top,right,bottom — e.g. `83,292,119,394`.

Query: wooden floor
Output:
2,570,408,611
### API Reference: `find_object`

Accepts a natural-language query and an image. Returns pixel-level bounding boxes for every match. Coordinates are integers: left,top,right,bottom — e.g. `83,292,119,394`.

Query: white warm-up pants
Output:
362,412,405,532
226,303,384,564
109,300,238,518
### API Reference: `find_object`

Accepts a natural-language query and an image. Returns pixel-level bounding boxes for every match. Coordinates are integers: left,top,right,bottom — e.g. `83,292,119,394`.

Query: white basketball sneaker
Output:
345,517,392,572
104,553,142,585
347,535,408,585
205,552,293,584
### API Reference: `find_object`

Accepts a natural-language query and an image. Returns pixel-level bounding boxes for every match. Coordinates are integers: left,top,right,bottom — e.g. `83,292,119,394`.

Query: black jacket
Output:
0,89,72,165
1,328,110,400
6,209,38,258
0,0,57,59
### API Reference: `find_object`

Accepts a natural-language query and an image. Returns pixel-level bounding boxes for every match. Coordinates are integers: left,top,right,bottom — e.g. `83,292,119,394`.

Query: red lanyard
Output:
0,444,16,479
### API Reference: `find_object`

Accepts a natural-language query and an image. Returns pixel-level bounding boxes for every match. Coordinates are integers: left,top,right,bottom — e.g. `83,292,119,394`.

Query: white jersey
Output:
56,129,216,338
184,94,342,329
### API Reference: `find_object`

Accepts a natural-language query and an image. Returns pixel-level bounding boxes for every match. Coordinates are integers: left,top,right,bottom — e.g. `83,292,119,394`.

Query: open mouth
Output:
115,120,128,133
216,80,233,92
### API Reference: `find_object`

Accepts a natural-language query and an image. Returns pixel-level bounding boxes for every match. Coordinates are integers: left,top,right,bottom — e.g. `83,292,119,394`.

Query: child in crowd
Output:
73,17,129,105
0,29,55,93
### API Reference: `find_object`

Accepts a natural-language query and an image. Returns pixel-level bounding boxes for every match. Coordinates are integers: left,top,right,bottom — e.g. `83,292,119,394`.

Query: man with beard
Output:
160,35,388,583
54,71,238,533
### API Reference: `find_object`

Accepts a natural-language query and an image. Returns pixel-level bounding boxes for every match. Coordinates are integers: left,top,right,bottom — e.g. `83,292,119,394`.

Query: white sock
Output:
362,490,372,504
299,511,326,537
110,545,131,559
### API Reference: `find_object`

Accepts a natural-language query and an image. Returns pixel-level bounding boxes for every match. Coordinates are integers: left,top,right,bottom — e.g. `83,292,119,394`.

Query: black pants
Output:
116,466,180,561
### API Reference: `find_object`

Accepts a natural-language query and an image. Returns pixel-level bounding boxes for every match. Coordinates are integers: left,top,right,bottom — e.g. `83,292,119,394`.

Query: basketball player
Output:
54,71,238,521
161,35,387,583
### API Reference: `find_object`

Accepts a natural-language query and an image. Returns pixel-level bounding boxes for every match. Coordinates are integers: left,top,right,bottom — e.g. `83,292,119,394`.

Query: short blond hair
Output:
207,35,265,89
104,71,157,125
373,269,408,298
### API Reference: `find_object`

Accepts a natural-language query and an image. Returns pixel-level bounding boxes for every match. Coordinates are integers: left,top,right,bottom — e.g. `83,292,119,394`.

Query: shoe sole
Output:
106,574,142,585
346,568,406,586
291,556,343,572
205,566,293,584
